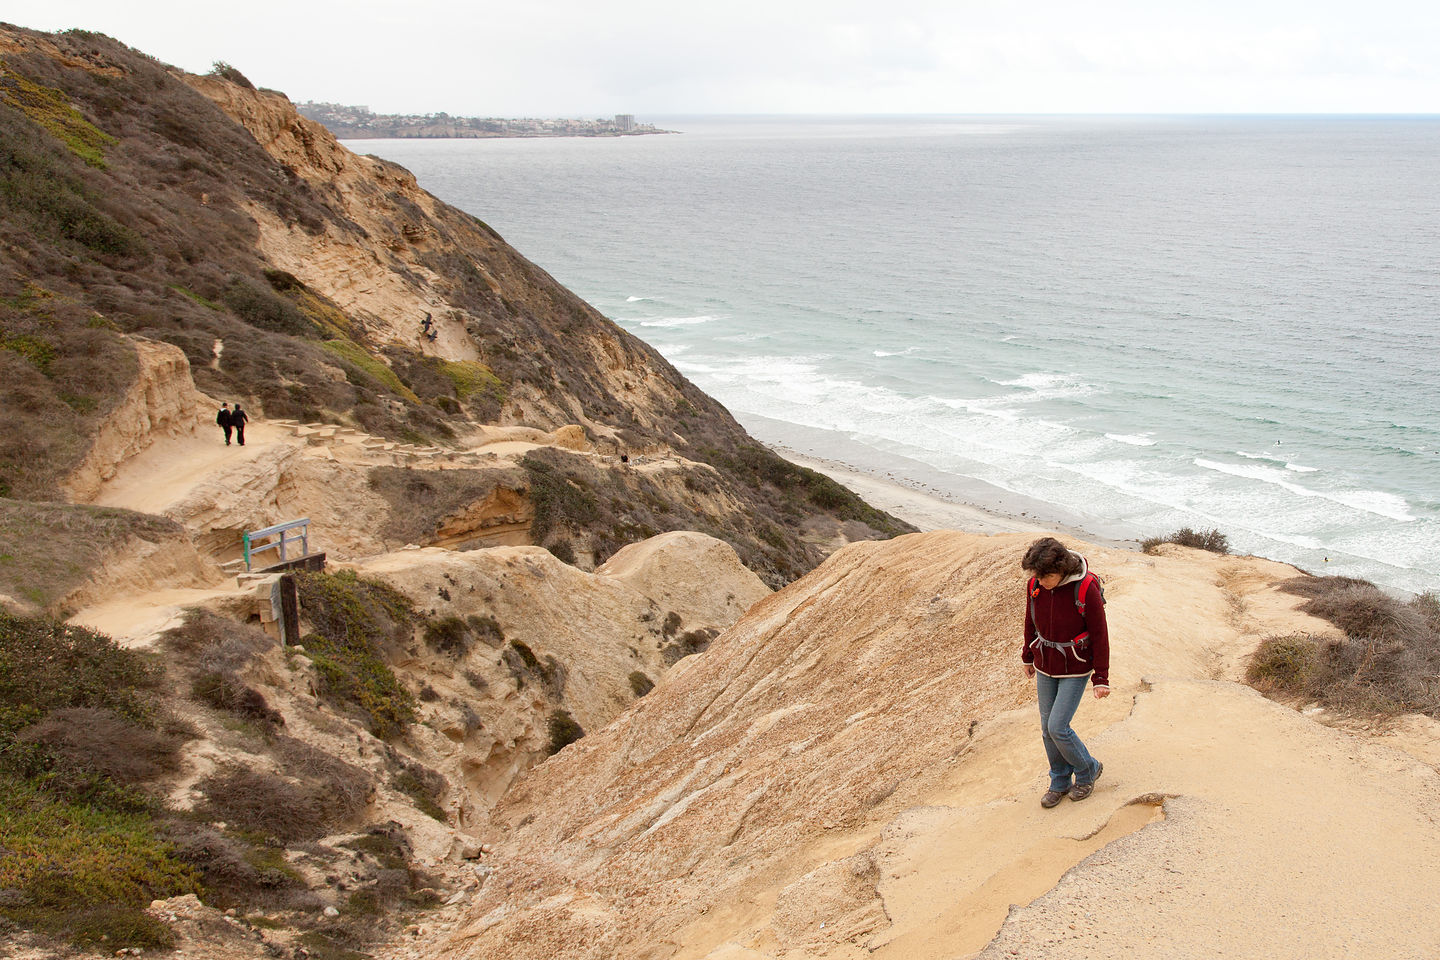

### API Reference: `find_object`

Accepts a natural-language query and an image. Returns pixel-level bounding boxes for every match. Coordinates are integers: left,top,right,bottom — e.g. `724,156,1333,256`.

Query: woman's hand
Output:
1093,686,1110,699
1023,663,1036,679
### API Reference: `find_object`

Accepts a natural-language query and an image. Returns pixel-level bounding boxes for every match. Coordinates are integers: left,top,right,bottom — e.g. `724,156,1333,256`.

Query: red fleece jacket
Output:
1021,567,1110,688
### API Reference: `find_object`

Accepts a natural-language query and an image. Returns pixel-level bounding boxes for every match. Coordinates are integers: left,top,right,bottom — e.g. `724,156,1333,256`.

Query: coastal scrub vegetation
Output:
1247,576,1440,719
519,445,907,587
1141,527,1230,555
1,19,913,606
367,464,527,547
0,613,198,948
292,570,418,739
0,599,467,951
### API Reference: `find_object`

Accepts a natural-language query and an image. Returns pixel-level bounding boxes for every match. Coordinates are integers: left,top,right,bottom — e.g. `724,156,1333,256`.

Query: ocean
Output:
347,116,1440,595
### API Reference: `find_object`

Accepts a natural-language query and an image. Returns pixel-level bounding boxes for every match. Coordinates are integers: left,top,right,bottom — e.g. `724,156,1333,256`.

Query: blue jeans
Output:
1036,673,1100,793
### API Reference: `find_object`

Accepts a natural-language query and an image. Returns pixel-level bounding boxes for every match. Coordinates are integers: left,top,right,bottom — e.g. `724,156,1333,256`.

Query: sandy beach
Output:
768,439,1139,552
775,446,1046,535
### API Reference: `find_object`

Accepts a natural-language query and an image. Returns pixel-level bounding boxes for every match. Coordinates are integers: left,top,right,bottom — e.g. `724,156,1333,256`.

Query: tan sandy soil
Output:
429,532,1440,960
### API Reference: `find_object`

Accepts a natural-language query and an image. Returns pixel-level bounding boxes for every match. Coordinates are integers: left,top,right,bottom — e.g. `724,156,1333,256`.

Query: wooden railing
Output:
243,518,311,572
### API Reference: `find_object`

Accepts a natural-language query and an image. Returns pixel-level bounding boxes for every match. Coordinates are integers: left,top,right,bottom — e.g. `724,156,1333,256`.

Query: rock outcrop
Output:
347,537,771,816
63,338,211,503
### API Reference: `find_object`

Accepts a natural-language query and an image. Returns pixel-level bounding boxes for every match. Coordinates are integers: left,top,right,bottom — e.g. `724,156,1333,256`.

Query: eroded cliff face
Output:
427,532,1421,960
344,536,772,821
63,338,210,503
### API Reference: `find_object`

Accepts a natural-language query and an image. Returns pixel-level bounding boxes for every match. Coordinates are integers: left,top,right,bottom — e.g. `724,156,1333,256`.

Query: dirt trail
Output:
91,420,291,515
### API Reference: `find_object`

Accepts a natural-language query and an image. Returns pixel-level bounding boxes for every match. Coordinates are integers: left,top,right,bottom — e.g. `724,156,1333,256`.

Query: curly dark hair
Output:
1022,537,1082,578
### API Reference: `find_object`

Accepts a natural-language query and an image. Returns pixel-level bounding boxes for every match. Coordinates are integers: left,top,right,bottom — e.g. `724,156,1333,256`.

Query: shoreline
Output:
740,413,1139,551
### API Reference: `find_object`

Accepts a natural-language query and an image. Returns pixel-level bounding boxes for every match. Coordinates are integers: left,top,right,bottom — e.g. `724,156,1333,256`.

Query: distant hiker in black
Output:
216,403,233,445
230,403,249,446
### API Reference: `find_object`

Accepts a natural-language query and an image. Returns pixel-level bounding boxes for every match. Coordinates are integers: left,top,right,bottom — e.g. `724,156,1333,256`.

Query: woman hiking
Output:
1021,537,1109,808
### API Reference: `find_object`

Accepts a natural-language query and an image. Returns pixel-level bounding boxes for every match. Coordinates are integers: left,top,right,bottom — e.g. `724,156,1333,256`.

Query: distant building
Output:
615,114,635,132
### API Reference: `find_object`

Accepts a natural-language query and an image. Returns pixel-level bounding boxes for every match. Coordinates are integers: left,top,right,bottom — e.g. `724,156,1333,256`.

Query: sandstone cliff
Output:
430,533,1440,960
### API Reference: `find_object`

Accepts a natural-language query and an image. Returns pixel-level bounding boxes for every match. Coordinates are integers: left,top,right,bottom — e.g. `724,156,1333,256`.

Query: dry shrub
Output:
1296,582,1427,642
18,707,185,784
628,671,654,697
191,672,284,726
367,466,522,547
163,609,273,658
547,709,585,755
1141,527,1230,555
198,765,361,843
388,757,447,823
161,821,317,912
1249,577,1440,718
272,736,372,818
662,627,719,666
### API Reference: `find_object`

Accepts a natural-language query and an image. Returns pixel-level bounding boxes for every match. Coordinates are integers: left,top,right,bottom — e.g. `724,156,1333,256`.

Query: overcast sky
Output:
16,1,1440,116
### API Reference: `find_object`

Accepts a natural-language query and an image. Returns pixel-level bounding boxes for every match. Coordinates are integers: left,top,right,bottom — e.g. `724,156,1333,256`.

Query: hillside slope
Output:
0,24,911,587
431,533,1440,960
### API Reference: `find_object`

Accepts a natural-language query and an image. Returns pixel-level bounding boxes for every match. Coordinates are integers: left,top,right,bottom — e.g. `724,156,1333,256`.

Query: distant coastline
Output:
297,101,676,139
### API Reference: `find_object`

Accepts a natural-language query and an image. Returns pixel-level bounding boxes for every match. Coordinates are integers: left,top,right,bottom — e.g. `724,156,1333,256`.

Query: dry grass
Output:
0,499,184,612
17,707,186,784
1247,577,1440,719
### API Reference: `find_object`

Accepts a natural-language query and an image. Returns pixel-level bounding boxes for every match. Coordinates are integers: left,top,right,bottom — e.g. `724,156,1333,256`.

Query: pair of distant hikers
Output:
216,402,249,446
1022,536,1110,808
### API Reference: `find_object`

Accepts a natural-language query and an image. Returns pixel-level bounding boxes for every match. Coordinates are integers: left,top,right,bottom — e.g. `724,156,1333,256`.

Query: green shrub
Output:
628,671,654,697
0,612,163,745
322,340,419,402
0,62,117,167
547,709,584,755
438,359,504,403
0,773,199,946
292,571,417,739
167,284,222,311
1,333,56,374
209,61,256,90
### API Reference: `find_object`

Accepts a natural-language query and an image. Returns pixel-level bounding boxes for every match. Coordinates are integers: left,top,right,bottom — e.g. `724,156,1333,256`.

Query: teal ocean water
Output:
349,116,1440,594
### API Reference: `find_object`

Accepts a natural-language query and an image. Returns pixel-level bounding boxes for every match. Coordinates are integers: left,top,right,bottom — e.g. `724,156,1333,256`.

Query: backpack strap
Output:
1074,573,1096,615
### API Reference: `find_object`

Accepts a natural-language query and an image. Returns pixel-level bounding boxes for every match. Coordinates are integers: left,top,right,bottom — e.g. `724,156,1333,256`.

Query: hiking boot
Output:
1070,761,1103,802
1040,788,1069,808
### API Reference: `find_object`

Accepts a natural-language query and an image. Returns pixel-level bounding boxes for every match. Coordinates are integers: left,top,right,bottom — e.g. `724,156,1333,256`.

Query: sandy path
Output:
92,420,291,515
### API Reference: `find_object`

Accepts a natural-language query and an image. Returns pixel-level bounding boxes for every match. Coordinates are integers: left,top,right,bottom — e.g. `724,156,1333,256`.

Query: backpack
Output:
1027,571,1104,662
1028,571,1105,615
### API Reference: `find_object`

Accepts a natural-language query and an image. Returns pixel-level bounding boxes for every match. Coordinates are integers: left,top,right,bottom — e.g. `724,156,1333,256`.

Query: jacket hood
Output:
1059,553,1089,587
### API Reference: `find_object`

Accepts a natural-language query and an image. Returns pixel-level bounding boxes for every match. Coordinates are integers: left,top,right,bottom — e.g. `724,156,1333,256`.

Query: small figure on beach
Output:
1021,536,1110,808
216,402,233,445
230,402,249,446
